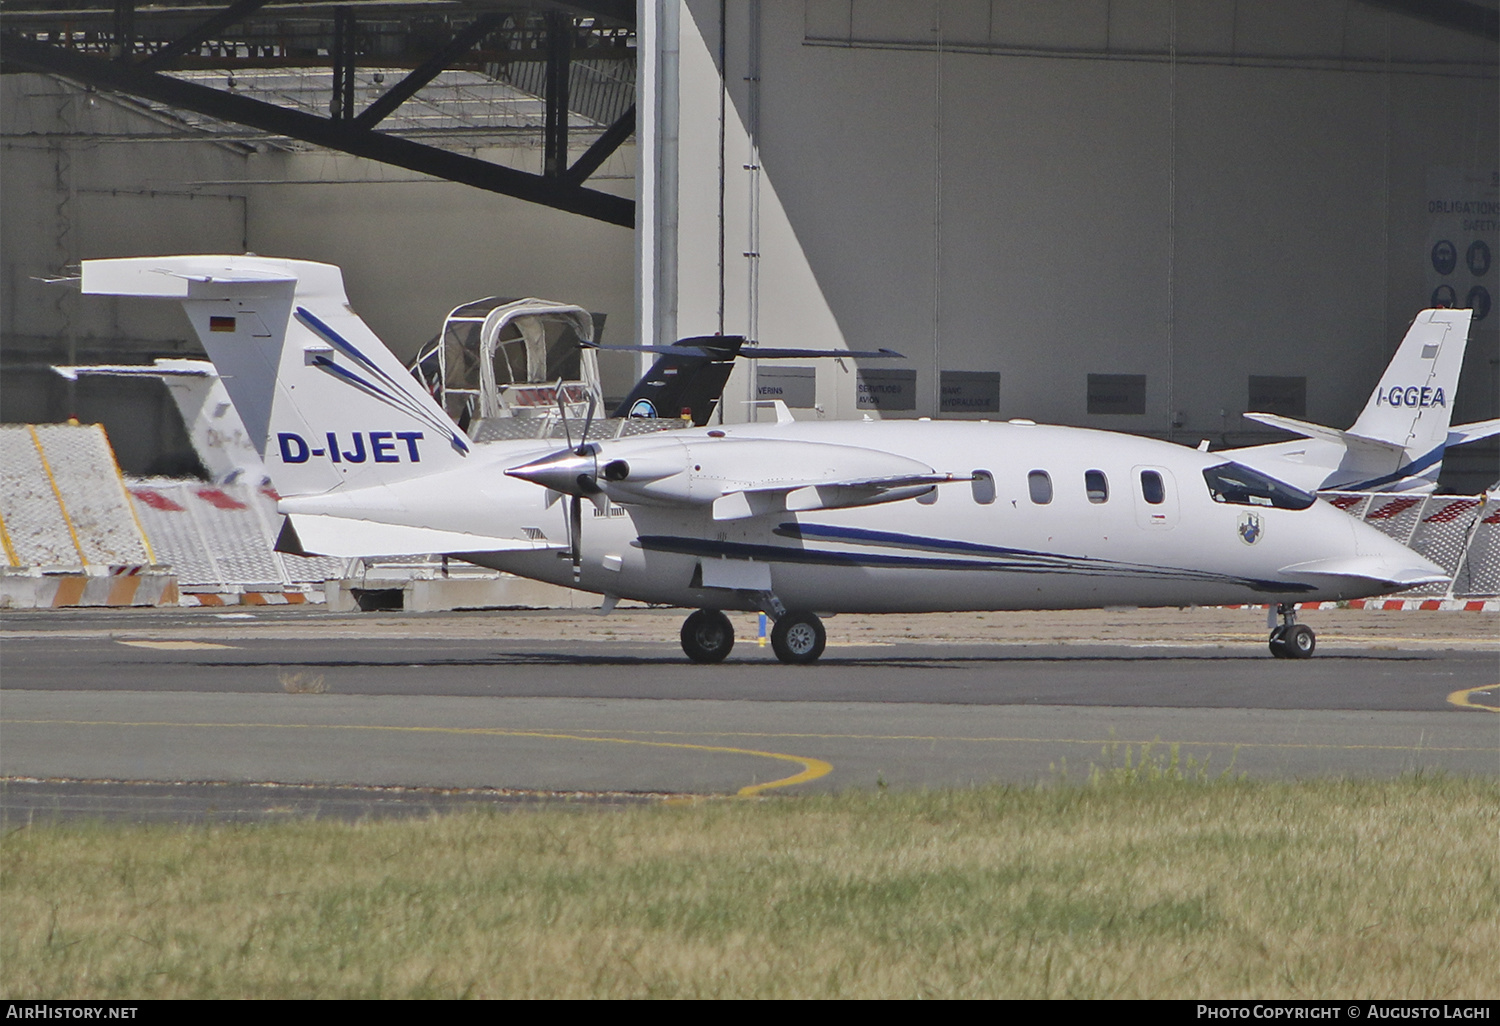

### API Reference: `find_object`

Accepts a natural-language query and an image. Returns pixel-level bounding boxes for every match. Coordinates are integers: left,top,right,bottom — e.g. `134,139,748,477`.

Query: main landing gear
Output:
770,611,827,665
1268,602,1316,659
678,606,828,665
681,609,735,663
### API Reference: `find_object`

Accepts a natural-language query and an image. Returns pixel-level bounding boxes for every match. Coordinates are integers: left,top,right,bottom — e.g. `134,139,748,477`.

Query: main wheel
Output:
771,611,826,665
681,609,734,663
1283,623,1316,659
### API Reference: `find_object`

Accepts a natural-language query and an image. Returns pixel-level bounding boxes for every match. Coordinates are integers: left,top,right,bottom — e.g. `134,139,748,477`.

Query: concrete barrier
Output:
0,567,179,608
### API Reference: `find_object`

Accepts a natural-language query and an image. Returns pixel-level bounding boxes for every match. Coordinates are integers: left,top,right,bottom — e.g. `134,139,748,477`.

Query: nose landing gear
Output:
1268,603,1316,659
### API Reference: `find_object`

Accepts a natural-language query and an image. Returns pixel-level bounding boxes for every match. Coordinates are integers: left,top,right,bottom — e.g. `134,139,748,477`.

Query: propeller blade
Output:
570,494,582,579
577,393,597,455
555,377,574,451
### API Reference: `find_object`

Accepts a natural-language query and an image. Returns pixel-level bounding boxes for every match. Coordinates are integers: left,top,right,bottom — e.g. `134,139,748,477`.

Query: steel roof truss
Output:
0,33,634,227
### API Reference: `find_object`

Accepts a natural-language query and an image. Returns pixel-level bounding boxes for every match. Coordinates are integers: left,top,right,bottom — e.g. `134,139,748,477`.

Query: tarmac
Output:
2,605,1496,822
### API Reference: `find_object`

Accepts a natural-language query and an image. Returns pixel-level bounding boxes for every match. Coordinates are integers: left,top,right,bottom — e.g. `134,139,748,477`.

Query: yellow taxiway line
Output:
1,718,832,796
486,725,1496,754
1446,685,1500,713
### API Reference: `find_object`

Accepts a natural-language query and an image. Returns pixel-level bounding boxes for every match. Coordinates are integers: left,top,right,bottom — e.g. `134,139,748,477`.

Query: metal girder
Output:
137,0,272,72
112,0,134,60
330,8,355,120
562,102,632,186
352,13,503,130
0,33,635,227
543,9,570,177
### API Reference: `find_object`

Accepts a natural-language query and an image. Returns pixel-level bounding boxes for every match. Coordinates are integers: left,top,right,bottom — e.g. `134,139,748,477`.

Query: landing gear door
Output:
1132,465,1179,529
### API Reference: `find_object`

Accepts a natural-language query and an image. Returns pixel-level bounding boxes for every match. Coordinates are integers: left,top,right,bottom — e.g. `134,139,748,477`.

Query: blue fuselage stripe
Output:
635,532,1311,593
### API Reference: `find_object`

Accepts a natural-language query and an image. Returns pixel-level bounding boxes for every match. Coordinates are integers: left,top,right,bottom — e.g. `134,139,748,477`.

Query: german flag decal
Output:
209,316,237,332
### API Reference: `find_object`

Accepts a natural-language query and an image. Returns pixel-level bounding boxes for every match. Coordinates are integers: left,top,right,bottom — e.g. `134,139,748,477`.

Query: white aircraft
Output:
80,255,1446,662
51,358,268,484
1222,308,1499,494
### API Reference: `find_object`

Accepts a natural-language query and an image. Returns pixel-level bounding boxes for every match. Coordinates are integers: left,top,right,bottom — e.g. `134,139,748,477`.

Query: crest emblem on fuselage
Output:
1237,511,1263,545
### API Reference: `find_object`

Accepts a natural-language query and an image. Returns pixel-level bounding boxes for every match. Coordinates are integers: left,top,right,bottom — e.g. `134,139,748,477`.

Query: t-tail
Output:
599,335,904,426
606,335,744,425
80,255,471,500
1223,308,1493,493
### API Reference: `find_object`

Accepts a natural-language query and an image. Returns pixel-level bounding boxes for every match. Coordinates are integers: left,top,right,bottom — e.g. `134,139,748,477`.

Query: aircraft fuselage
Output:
457,420,1417,613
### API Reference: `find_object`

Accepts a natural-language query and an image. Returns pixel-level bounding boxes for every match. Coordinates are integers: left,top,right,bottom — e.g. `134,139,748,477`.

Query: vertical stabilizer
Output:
1348,309,1472,453
610,336,745,425
81,255,469,498
51,359,266,483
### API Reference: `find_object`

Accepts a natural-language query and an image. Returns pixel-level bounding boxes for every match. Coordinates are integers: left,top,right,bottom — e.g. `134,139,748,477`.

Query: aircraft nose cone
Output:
505,449,598,494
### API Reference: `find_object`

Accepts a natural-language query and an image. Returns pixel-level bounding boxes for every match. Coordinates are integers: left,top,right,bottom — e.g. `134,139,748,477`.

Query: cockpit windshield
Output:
1202,462,1316,511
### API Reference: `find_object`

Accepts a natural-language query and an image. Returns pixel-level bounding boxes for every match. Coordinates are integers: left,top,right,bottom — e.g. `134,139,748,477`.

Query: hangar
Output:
2,1,1496,490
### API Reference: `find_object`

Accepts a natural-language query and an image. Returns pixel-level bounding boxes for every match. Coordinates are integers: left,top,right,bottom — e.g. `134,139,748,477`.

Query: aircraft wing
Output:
1242,412,1351,446
712,472,963,521
511,435,968,521
280,514,564,559
1448,418,1500,446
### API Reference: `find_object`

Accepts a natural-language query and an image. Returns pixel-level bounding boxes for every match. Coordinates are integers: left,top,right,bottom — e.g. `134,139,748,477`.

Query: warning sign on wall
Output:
1426,167,1499,323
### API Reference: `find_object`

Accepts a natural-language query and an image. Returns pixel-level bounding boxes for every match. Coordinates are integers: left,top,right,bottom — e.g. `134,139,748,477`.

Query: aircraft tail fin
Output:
81,255,469,498
1347,308,1472,454
51,358,266,484
601,336,905,425
606,335,745,424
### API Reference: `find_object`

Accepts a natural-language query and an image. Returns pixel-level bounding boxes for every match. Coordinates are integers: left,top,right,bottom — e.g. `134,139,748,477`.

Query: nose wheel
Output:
681,609,735,663
1268,603,1316,659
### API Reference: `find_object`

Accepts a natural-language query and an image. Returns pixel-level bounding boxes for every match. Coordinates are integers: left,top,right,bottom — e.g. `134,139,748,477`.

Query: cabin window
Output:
1202,462,1315,511
971,470,995,504
1028,470,1053,505
1085,470,1109,504
1140,470,1166,505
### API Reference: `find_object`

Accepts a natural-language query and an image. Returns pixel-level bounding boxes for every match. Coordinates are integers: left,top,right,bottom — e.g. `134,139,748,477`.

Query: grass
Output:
2,773,1496,999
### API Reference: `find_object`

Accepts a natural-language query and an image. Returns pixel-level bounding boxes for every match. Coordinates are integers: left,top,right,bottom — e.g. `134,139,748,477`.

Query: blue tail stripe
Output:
1328,444,1445,492
297,309,470,454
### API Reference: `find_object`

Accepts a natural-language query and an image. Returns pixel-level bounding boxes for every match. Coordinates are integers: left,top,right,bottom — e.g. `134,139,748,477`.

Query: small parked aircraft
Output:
51,358,268,484
1222,308,1497,494
80,255,1447,663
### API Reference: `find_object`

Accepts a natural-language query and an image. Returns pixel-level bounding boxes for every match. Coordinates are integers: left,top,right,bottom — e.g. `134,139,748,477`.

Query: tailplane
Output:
81,256,470,499
1226,308,1474,493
